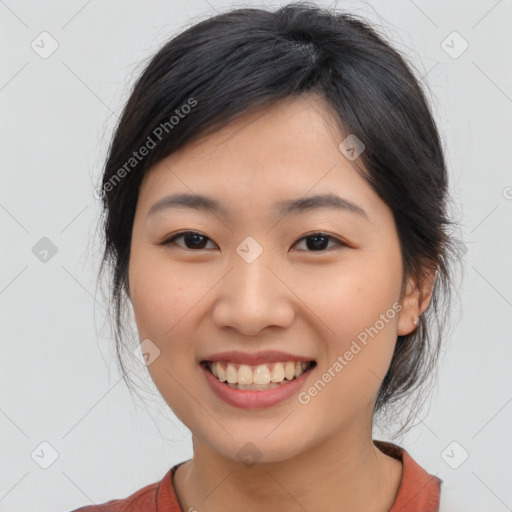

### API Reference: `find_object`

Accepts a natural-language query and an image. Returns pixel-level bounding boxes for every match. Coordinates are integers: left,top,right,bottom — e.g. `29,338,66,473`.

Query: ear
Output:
397,268,437,336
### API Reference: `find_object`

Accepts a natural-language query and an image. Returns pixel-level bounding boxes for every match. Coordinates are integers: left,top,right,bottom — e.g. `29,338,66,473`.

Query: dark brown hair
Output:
95,2,462,435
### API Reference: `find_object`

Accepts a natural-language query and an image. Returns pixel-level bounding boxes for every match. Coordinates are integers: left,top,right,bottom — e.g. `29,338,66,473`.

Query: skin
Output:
128,94,434,511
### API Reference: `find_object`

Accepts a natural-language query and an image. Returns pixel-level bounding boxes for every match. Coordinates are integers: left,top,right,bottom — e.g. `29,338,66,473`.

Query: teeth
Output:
253,365,271,385
270,362,285,382
226,363,238,384
238,364,254,385
284,361,296,380
208,360,312,385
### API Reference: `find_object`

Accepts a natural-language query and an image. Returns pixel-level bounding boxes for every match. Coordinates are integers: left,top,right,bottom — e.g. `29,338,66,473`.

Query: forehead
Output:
137,95,387,224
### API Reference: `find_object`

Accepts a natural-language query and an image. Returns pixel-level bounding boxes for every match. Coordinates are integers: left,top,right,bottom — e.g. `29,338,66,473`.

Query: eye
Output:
292,232,346,252
161,231,217,250
160,230,346,252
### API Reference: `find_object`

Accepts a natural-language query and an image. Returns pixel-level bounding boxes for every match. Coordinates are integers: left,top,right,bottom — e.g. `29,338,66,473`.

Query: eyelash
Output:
160,230,347,252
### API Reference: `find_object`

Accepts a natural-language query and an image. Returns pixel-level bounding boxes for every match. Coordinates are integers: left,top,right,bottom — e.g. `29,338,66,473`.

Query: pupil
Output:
185,233,207,249
307,235,328,251
183,234,329,250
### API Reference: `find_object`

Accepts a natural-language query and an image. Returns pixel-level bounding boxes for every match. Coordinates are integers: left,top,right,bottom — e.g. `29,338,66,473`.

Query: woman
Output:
75,2,459,510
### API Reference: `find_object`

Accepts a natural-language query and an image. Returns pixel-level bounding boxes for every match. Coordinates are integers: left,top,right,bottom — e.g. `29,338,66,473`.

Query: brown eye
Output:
162,231,217,250
160,230,345,252
293,232,345,252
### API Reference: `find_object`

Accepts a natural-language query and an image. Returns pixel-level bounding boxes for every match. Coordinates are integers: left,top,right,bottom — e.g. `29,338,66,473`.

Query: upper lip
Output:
201,350,315,366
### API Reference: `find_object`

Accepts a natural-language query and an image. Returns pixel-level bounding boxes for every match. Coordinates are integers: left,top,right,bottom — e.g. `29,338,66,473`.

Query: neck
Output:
173,427,402,511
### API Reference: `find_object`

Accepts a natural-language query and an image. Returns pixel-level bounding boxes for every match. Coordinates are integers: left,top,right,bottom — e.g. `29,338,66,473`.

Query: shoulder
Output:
68,477,161,512
68,463,187,512
374,440,441,512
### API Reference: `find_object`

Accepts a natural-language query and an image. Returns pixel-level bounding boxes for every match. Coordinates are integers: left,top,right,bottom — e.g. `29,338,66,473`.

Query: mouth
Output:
200,359,317,391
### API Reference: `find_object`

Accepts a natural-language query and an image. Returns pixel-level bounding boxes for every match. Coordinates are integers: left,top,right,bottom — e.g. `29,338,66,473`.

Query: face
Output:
128,94,418,465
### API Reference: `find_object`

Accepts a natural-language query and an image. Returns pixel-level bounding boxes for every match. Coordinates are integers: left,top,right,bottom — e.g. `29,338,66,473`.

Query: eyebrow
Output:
147,192,369,221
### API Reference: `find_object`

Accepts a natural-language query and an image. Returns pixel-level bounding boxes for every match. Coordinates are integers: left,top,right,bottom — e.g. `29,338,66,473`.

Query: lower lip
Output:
200,363,315,409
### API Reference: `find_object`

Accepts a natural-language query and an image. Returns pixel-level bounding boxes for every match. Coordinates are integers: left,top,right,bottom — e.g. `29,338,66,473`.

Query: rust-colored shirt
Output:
71,441,442,511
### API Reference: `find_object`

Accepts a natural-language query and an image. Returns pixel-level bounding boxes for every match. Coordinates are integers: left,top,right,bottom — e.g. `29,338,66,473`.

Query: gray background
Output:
1,0,511,511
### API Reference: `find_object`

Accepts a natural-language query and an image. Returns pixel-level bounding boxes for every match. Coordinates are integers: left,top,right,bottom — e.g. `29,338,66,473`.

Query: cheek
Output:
129,253,210,341
296,251,401,336
129,254,208,420
298,254,401,401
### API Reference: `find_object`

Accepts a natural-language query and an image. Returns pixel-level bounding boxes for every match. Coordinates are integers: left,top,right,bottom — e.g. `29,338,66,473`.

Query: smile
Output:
200,359,317,408
203,360,316,389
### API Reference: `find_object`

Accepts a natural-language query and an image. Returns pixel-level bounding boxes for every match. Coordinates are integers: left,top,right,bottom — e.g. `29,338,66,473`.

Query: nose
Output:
211,251,296,336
